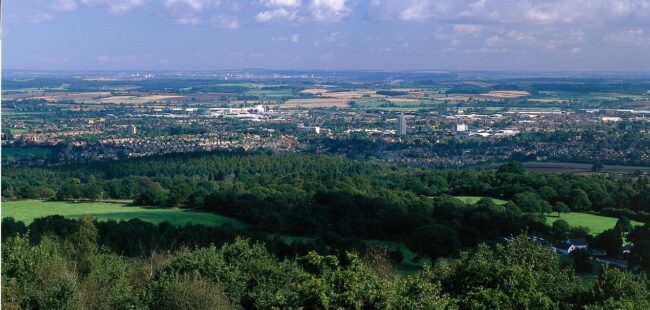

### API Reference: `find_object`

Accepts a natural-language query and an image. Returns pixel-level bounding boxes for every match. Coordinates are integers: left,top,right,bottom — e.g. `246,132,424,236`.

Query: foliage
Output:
4,218,650,310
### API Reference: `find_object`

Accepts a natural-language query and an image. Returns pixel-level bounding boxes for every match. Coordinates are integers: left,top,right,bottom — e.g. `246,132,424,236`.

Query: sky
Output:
3,0,650,71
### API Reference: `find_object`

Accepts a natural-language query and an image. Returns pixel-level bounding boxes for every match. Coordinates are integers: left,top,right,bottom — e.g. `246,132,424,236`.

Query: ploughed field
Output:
1,200,246,228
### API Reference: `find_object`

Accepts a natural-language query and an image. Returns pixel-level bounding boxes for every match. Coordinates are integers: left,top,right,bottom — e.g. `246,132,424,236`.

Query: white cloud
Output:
310,0,350,21
79,0,145,14
323,32,344,42
256,0,349,23
51,0,78,12
604,28,650,46
211,15,239,29
546,40,557,51
176,17,202,25
453,24,487,35
31,12,56,23
505,30,535,43
259,0,302,8
272,33,301,42
370,0,650,24
485,35,502,47
165,0,210,12
256,8,297,22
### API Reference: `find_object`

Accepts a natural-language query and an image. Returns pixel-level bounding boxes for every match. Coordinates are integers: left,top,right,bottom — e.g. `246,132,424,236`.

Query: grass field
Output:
2,200,246,228
547,212,643,235
454,196,508,205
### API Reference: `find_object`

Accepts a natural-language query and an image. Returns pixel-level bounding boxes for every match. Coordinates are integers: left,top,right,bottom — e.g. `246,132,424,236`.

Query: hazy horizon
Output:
4,0,650,71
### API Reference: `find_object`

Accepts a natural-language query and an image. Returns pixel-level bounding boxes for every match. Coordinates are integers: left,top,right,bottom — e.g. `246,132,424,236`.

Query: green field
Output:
547,212,643,235
454,196,508,205
2,200,246,228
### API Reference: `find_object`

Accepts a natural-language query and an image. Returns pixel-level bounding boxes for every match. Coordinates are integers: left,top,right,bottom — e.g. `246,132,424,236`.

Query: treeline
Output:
3,216,649,309
1,216,382,261
4,152,649,214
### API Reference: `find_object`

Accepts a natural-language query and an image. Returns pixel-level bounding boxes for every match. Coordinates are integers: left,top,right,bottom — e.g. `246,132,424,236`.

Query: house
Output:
564,238,588,250
555,243,575,255
622,244,634,255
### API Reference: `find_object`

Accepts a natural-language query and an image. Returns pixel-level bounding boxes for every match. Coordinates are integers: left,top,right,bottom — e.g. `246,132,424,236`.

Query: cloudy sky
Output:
3,0,650,71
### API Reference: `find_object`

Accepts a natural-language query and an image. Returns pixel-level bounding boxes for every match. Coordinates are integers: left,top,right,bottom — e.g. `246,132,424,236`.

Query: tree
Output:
406,224,460,261
614,216,633,233
592,229,622,258
67,215,98,275
591,162,605,172
538,186,558,203
152,274,232,310
627,225,650,273
570,189,592,211
135,182,168,206
552,219,571,239
588,267,650,309
435,236,580,310
513,192,552,213
570,226,591,238
553,202,570,217
498,161,525,174
571,249,592,274
82,183,104,201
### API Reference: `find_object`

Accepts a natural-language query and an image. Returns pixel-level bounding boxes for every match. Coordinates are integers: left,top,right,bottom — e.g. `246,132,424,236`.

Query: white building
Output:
397,114,407,135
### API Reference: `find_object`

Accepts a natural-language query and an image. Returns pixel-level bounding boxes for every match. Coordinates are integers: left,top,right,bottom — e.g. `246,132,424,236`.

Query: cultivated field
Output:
2,200,246,228
547,212,643,235
480,90,531,99
282,98,351,108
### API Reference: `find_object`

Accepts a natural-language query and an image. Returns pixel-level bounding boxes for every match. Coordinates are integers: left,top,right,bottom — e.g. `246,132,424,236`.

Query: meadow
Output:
547,212,643,235
1,200,246,228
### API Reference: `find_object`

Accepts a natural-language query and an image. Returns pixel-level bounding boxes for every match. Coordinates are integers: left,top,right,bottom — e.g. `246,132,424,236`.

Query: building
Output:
397,114,407,135
564,238,588,250
555,243,575,255
456,123,468,132
298,125,321,134
126,125,137,135
555,238,589,255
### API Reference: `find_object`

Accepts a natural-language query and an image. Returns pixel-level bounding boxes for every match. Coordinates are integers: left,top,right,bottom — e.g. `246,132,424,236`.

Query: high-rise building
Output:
397,114,407,135
126,125,137,135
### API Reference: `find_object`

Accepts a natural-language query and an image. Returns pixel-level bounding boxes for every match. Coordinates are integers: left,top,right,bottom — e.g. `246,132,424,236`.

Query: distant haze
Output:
3,0,650,71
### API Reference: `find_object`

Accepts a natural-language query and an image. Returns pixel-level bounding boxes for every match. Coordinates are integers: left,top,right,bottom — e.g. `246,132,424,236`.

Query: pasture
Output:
547,212,643,235
2,200,246,228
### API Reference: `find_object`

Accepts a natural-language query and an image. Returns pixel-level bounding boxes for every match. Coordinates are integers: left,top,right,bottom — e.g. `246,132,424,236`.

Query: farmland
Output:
546,212,643,235
1,200,246,228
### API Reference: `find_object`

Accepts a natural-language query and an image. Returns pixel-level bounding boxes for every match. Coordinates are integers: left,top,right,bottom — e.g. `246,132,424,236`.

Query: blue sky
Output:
3,0,650,71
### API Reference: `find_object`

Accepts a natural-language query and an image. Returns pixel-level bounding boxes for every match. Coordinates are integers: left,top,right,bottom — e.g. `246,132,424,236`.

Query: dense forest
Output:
3,151,650,267
3,151,650,308
2,216,649,309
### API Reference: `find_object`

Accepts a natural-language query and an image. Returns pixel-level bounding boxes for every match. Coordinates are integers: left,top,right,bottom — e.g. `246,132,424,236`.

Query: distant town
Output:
2,70,650,173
